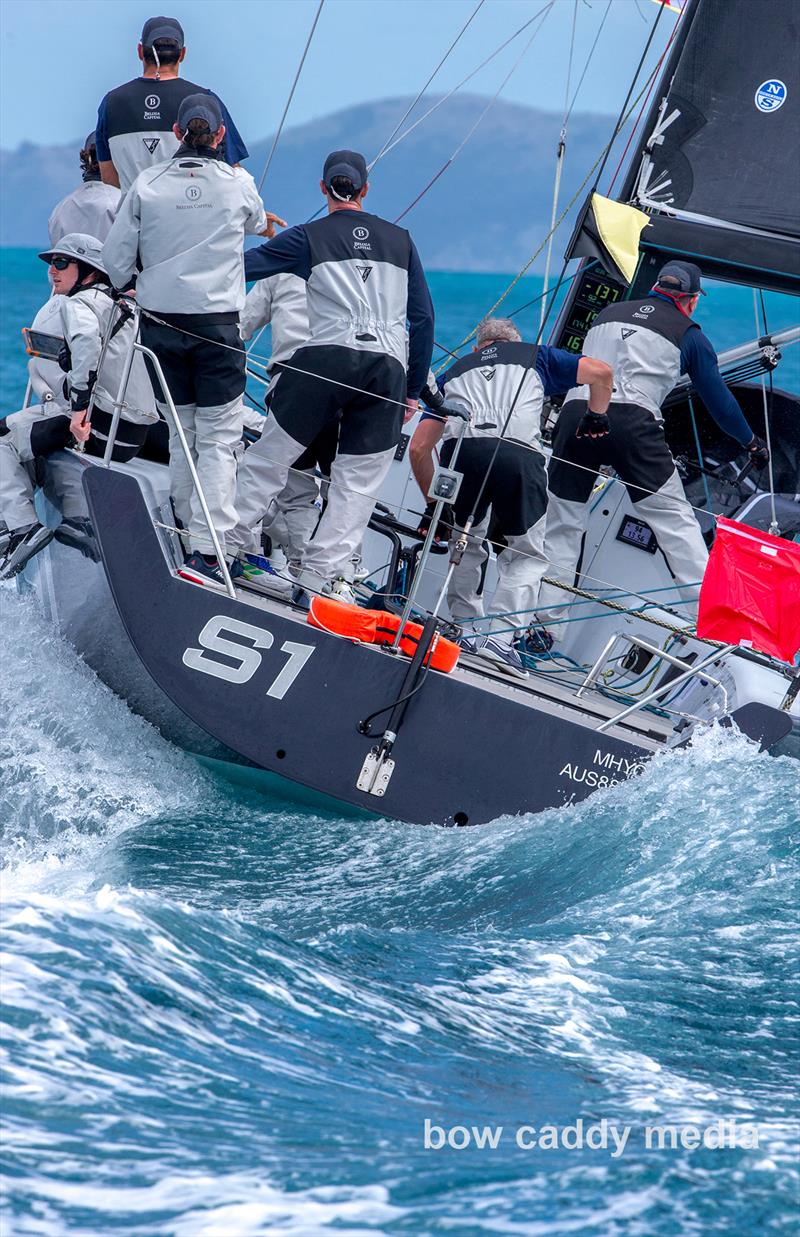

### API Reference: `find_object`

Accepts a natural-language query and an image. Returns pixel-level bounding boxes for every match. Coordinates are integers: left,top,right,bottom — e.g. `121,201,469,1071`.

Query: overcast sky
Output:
0,0,678,151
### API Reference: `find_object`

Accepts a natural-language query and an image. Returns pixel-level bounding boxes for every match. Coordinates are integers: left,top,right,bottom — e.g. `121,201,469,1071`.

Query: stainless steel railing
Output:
98,304,236,599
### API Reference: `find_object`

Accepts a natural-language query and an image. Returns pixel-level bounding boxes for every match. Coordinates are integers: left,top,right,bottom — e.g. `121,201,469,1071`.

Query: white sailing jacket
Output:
240,273,310,367
27,296,69,408
103,148,267,314
48,181,121,246
60,285,156,424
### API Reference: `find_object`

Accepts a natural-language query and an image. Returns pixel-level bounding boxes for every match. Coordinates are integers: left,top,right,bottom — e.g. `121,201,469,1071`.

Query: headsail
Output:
624,0,800,292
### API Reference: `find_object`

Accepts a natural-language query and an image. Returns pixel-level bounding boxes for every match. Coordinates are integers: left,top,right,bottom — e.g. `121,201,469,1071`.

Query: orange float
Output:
307,596,461,673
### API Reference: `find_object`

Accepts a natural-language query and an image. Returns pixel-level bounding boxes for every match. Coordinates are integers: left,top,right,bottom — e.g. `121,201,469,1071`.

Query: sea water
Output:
1,252,799,1235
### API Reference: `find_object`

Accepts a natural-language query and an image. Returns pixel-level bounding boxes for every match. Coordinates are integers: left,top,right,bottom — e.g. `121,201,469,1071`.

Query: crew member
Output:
103,94,284,587
410,318,612,678
228,149,435,605
95,16,248,194
0,234,156,579
239,272,326,581
537,260,769,624
48,133,121,245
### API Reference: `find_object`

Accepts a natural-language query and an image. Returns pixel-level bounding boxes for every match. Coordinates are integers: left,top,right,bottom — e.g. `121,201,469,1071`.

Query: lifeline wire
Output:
257,0,325,192
138,303,754,530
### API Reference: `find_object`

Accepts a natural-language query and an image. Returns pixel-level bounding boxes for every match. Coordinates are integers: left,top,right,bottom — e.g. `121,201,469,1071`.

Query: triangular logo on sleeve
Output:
621,328,636,340
479,367,495,381
143,137,161,154
356,265,373,282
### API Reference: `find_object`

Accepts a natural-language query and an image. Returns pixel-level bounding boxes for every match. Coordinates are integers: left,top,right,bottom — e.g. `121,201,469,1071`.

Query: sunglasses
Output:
49,256,75,270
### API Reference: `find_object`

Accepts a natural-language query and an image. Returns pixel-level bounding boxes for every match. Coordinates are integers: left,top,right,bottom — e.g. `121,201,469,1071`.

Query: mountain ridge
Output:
0,94,616,271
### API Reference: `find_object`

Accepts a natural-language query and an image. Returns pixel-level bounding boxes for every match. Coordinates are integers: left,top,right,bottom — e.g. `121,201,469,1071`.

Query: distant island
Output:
0,94,615,272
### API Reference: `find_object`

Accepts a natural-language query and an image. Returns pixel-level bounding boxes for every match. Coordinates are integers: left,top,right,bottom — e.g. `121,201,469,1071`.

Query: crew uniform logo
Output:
142,137,161,154
621,328,636,340
355,265,372,283
145,94,160,110
754,79,787,113
353,226,369,241
185,185,202,201
479,368,496,382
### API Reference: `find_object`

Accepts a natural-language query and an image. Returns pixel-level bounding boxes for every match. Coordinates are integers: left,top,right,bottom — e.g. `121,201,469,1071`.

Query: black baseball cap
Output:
177,93,223,133
323,150,368,192
656,260,707,296
141,16,185,48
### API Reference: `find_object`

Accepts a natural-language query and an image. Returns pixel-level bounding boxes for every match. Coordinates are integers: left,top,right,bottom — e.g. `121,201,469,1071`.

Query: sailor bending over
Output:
239,273,333,583
0,234,156,579
410,318,612,679
537,261,768,625
103,93,284,589
228,149,435,605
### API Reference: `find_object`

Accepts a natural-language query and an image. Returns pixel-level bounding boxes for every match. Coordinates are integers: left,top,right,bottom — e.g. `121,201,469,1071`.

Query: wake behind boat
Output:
3,0,799,826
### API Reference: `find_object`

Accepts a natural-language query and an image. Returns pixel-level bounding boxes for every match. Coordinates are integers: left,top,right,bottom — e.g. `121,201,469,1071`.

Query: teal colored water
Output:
1,252,799,1235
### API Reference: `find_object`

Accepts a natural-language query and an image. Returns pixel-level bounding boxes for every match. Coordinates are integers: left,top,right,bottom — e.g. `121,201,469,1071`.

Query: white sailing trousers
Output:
167,397,244,557
448,511,550,643
537,399,709,622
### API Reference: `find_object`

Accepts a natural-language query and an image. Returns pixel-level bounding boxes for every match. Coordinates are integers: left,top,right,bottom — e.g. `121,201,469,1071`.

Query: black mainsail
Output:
623,0,800,293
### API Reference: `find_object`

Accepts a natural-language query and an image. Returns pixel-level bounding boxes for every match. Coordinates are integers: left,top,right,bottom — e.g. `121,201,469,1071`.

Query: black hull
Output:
81,466,660,826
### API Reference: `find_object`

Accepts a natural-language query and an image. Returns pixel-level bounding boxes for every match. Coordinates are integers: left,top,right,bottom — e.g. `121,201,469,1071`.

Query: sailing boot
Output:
0,522,55,580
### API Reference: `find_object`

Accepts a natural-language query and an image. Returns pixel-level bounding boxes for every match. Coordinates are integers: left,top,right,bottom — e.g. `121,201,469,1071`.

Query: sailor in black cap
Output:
47,132,121,245
95,15,248,194
104,95,284,589
227,149,435,604
537,259,770,623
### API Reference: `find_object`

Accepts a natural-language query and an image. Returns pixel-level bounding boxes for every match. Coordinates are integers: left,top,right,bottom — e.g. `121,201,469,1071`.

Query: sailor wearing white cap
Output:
0,234,156,579
537,260,769,624
103,95,284,587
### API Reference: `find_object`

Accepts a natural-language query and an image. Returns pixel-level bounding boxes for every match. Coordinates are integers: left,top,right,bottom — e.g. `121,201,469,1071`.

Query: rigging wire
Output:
539,0,579,331
305,0,486,222
378,3,554,164
605,4,683,194
592,0,666,189
257,0,326,193
753,289,779,534
369,0,486,173
438,50,669,361
394,3,554,224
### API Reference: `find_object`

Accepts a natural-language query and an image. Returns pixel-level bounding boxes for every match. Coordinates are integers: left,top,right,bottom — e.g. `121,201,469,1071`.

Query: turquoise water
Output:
1,251,799,1235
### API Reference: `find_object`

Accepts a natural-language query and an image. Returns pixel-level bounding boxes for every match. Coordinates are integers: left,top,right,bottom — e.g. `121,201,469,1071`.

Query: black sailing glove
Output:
575,409,610,439
746,434,770,469
418,500,454,541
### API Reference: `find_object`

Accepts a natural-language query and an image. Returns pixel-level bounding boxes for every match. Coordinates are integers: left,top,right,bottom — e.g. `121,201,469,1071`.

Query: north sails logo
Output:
356,265,373,282
755,79,787,113
621,328,636,340
479,368,495,381
143,137,161,154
